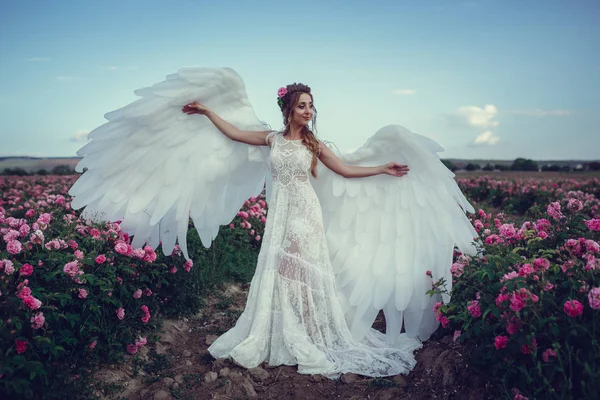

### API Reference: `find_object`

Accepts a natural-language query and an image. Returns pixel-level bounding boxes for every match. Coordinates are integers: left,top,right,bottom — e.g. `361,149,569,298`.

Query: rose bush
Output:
0,176,265,399
433,178,600,399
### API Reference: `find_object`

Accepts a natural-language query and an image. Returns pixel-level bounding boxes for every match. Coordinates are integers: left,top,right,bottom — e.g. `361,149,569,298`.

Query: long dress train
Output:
208,132,422,378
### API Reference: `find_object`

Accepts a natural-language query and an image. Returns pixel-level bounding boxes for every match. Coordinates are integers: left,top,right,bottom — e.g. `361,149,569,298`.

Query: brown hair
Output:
279,83,320,178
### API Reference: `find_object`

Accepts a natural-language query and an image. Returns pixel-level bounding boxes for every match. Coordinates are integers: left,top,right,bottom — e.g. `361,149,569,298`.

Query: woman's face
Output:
291,93,314,126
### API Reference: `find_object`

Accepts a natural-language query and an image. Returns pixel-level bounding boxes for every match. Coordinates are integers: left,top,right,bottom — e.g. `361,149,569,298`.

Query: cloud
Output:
70,130,90,142
472,130,500,146
393,89,416,95
506,109,572,117
455,104,499,129
26,57,49,62
108,65,139,71
56,76,80,82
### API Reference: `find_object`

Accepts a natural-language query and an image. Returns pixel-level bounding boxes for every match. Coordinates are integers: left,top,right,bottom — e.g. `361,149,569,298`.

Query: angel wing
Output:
68,67,271,260
312,125,479,342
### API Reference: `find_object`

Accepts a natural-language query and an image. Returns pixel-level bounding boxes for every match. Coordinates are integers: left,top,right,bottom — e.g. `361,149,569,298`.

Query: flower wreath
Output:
276,87,287,111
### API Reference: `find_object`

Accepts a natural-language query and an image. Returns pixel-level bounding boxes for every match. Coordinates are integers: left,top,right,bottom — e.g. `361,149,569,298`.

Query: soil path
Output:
93,283,496,400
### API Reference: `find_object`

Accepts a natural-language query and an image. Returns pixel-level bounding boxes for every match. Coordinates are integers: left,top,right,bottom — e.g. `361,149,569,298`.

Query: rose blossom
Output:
95,254,106,264
114,242,129,255
277,87,287,97
547,202,563,220
63,261,79,277
494,335,508,350
6,240,22,255
78,288,88,299
567,198,583,212
467,300,482,318
588,287,600,310
30,312,45,329
127,344,138,354
183,260,193,273
15,339,28,354
542,348,557,362
22,295,42,310
116,307,125,320
135,336,147,347
89,340,97,350
584,218,600,231
133,289,142,299
564,299,584,317
19,263,34,276
3,260,15,275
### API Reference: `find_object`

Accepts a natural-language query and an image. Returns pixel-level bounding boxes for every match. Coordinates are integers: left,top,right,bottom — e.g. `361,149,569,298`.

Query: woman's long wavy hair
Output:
280,83,320,178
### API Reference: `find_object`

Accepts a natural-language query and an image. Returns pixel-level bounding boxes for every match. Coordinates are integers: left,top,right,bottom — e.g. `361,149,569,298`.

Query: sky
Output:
0,0,599,161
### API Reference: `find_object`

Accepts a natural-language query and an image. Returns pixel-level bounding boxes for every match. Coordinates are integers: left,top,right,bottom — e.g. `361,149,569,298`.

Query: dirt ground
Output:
92,283,498,400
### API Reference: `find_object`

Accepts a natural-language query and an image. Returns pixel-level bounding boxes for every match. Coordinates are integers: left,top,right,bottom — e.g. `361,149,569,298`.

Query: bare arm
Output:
182,102,272,146
318,142,409,178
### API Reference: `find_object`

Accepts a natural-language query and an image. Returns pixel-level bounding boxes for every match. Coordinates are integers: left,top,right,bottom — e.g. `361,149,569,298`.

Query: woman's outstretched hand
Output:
182,101,211,115
382,162,410,177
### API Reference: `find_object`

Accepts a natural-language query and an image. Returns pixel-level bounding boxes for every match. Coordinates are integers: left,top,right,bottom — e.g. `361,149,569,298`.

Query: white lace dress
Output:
208,132,422,378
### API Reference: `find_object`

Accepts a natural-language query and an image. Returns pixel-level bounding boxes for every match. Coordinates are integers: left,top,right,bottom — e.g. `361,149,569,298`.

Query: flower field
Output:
1,174,599,399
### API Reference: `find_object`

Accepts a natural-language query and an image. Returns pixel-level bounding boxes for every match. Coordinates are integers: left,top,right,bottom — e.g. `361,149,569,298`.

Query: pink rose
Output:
19,263,34,276
467,300,482,318
133,289,142,299
127,344,138,354
3,260,15,275
63,261,79,277
563,299,583,317
15,339,28,354
22,295,42,310
135,336,147,348
567,198,583,212
277,87,287,98
450,262,464,278
74,250,84,259
183,260,193,273
542,348,557,362
95,254,106,264
116,307,125,320
114,242,129,255
453,330,461,343
588,287,600,310
584,218,600,231
78,288,88,299
494,335,508,350
547,202,563,220
89,340,97,350
30,312,45,329
6,240,22,255
25,209,35,218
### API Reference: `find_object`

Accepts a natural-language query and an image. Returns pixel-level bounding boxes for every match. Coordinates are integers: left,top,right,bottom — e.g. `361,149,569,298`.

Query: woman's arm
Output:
318,142,409,178
182,102,272,146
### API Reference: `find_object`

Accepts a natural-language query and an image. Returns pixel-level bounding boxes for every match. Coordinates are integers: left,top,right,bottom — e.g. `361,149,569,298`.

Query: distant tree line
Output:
441,159,600,173
1,165,77,176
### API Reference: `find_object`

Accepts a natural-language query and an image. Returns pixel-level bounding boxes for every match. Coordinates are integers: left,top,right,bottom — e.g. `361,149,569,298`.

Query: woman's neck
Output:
286,124,304,140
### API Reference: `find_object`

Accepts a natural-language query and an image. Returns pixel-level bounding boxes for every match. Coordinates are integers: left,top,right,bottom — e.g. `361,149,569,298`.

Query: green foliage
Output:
511,158,538,171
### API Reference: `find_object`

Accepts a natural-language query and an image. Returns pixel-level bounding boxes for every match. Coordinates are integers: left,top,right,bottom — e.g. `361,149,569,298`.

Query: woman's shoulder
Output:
265,130,282,146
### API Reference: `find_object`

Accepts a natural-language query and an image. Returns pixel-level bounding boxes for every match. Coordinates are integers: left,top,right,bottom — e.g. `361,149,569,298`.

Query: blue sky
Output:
1,0,599,160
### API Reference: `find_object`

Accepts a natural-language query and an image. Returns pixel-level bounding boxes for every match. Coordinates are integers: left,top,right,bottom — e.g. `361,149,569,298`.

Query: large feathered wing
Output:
312,125,479,342
69,68,270,260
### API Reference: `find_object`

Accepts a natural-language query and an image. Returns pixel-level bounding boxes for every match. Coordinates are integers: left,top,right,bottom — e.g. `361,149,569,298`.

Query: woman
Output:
182,83,422,377
69,67,477,377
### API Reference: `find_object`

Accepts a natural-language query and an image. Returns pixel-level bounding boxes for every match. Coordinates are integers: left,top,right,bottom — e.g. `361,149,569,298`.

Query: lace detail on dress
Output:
208,131,422,378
